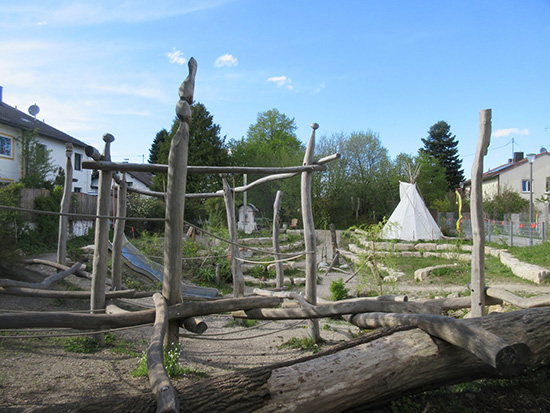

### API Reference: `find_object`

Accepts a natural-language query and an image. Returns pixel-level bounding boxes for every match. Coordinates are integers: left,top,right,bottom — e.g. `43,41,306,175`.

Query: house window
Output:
546,177,550,193
521,179,533,193
74,153,82,171
74,187,81,193
0,134,14,159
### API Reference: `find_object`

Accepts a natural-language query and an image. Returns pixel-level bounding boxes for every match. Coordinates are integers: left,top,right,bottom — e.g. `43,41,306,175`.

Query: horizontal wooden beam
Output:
83,161,327,175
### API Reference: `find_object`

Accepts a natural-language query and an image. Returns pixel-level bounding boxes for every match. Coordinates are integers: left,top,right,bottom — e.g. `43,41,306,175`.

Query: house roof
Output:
463,151,550,186
128,171,153,188
0,101,88,148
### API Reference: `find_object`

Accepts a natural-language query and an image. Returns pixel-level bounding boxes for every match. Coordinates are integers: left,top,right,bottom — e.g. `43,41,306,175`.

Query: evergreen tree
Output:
148,129,168,164
148,102,231,222
420,121,464,190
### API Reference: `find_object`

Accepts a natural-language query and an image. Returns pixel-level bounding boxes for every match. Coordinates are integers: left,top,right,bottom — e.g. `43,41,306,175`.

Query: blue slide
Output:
114,235,218,298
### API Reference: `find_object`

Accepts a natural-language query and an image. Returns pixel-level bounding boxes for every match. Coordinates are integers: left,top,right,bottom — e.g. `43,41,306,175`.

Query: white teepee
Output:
382,181,442,241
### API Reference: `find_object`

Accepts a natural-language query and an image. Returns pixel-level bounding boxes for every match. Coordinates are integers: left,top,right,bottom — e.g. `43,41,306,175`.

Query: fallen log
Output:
232,296,441,320
0,296,282,330
23,258,92,280
68,307,550,413
0,263,85,289
0,287,155,299
347,312,529,373
148,293,179,413
485,287,550,308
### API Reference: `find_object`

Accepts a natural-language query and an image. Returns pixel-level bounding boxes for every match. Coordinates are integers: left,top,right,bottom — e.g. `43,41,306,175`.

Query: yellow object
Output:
455,190,463,233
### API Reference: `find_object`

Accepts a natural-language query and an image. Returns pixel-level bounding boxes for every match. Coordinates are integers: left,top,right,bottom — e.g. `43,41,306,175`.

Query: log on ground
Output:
69,307,550,413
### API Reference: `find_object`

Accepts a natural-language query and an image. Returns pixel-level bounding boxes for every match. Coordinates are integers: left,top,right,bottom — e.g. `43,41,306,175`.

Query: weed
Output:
131,344,208,379
278,336,326,354
330,278,349,301
225,318,258,328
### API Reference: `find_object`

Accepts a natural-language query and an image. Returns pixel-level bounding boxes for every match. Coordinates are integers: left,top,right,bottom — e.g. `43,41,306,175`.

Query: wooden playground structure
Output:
2,59,550,412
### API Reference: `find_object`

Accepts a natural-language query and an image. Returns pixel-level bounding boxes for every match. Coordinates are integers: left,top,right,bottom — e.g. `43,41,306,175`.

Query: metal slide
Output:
113,235,218,298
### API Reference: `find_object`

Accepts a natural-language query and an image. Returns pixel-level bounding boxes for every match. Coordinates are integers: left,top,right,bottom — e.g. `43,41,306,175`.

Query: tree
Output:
229,109,304,221
483,187,529,220
18,130,56,188
421,121,464,191
148,129,168,164
149,102,231,222
313,131,394,228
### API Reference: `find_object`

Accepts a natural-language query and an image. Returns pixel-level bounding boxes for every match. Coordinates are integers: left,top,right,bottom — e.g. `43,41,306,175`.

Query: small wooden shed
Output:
237,203,259,234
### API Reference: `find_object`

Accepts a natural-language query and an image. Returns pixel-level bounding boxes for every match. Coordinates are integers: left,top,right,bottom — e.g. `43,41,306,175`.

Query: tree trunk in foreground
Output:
70,307,550,413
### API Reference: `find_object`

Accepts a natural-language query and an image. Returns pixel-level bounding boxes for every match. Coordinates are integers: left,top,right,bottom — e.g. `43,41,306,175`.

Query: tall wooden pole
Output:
163,58,197,349
112,172,127,291
221,175,245,297
91,134,114,344
57,143,73,265
302,123,320,341
273,190,284,289
471,109,491,318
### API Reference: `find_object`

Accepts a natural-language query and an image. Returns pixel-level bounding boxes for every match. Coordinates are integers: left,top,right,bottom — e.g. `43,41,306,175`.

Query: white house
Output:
0,86,90,192
463,151,550,213
89,170,153,195
237,203,259,234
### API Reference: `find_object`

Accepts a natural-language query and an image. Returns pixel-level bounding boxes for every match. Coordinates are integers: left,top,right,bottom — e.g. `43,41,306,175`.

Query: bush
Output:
483,187,529,220
330,278,349,301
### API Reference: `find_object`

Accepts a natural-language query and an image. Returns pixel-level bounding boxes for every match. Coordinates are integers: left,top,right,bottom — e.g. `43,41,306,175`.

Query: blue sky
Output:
1,0,549,179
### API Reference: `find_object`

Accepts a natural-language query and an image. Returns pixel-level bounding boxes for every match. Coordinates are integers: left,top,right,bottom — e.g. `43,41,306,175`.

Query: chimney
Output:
512,152,524,163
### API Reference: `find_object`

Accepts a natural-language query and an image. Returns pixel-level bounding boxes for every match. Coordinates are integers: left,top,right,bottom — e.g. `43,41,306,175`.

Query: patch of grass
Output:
278,336,326,354
225,318,258,328
63,333,113,353
131,344,209,379
508,242,550,268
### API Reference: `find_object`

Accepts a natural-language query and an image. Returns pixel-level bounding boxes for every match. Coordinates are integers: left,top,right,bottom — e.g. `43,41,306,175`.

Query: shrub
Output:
330,278,349,301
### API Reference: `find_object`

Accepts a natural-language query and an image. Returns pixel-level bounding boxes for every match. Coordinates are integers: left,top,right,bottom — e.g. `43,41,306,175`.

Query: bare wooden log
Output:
112,172,127,290
222,175,244,297
180,317,208,335
82,161,327,174
163,58,196,349
91,133,114,327
0,287,154,299
329,223,340,267
424,295,503,311
232,296,441,320
272,190,285,289
347,312,529,372
148,293,179,413
485,287,550,308
302,123,320,341
71,308,550,413
471,109,492,317
0,262,84,289
23,258,92,280
253,288,314,309
57,143,73,265
0,296,282,330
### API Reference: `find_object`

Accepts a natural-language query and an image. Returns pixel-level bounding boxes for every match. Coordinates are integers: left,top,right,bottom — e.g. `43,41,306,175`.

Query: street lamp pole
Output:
527,153,536,246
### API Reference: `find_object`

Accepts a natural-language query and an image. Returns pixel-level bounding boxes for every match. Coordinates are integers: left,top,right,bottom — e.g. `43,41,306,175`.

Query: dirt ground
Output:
2,241,550,412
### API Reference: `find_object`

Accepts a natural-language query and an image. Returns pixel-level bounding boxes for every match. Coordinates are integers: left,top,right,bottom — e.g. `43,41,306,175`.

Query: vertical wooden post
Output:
57,143,73,265
222,175,245,297
302,123,320,341
91,134,114,345
273,190,284,289
329,223,340,267
163,58,197,349
112,172,127,291
471,109,491,318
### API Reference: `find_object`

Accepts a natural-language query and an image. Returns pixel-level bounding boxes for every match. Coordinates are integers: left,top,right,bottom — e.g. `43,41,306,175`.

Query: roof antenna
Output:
28,104,40,119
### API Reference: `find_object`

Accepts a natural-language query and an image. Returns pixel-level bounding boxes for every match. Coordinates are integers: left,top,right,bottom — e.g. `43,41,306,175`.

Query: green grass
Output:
225,318,258,328
130,345,209,379
508,242,550,269
278,336,326,354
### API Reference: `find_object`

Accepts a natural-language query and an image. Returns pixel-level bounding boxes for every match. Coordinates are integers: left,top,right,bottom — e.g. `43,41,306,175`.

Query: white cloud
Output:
37,21,47,26
493,128,529,138
166,48,186,65
215,54,238,68
267,76,293,90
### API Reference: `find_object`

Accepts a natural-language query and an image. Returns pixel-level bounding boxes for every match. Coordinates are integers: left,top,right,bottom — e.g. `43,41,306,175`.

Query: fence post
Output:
163,58,197,349
57,143,73,265
112,172,127,291
91,134,114,345
509,221,513,247
302,123,320,341
273,190,285,289
470,109,491,318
